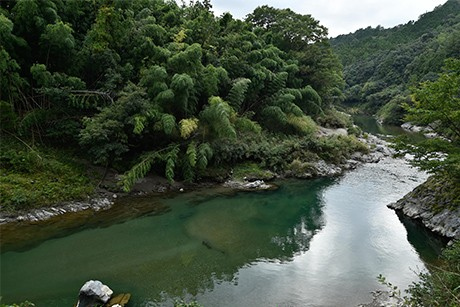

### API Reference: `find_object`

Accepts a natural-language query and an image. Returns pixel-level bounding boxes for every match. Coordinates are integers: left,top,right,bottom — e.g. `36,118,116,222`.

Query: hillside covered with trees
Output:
331,0,460,124
0,0,365,211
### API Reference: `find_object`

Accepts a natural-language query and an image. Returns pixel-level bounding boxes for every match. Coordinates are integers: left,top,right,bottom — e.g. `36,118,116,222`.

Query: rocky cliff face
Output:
388,176,460,241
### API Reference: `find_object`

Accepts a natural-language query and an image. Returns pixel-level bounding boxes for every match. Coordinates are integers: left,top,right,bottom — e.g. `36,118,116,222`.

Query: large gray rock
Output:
77,280,113,307
312,160,343,176
388,176,460,241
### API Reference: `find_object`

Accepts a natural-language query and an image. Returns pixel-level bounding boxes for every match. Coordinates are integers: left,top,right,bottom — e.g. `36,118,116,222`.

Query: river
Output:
0,120,445,306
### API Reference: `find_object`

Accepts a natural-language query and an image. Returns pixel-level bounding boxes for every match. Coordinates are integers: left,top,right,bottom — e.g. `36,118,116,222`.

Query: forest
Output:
331,0,460,125
0,0,366,210
1,0,459,306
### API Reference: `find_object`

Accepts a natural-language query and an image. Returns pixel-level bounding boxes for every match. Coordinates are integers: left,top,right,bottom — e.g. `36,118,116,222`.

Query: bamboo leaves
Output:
179,118,199,139
227,78,251,111
200,96,236,139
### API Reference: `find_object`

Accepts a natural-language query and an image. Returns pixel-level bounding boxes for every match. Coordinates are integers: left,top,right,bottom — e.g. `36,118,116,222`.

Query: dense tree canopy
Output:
331,0,460,124
0,0,345,191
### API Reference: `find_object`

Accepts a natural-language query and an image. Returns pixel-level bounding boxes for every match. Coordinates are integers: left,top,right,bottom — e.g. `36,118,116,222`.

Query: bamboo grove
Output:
0,0,347,191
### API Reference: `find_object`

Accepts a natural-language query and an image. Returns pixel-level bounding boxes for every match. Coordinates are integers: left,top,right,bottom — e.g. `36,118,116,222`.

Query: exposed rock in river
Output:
223,179,276,190
388,176,460,241
77,280,113,307
0,197,114,225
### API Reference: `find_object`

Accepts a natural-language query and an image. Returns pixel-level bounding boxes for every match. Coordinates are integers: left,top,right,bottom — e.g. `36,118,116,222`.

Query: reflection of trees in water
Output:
147,179,331,303
395,211,447,264
0,196,169,252
0,180,331,306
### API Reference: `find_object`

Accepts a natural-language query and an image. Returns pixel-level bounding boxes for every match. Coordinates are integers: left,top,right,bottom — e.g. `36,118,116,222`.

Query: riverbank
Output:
0,129,391,225
388,175,460,243
0,152,434,307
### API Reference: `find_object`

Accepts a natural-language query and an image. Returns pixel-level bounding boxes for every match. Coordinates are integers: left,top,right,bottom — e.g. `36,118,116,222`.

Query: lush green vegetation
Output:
0,0,359,210
380,241,460,306
394,59,460,182
406,241,460,306
331,0,460,124
391,49,460,307
0,136,94,212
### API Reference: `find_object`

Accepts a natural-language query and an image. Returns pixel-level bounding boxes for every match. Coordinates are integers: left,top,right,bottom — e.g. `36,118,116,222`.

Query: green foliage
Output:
169,73,196,117
212,133,354,173
1,0,352,188
332,0,460,117
316,109,353,129
39,21,75,68
121,145,179,191
179,118,199,139
227,78,251,111
288,158,314,175
376,95,407,125
234,116,262,134
406,241,460,306
80,83,153,164
0,138,93,212
0,49,26,103
159,113,177,135
182,141,197,182
314,135,369,164
395,59,460,180
233,162,274,180
200,96,236,139
408,59,460,141
285,114,317,136
0,101,18,131
247,5,328,50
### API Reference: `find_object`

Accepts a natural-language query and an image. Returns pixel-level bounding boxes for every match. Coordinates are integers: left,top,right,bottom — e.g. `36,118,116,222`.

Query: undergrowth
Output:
0,136,94,212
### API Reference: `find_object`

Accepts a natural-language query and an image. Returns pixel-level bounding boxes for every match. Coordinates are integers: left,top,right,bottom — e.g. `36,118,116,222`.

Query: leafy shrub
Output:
406,241,460,306
317,109,353,129
314,135,369,163
288,158,314,175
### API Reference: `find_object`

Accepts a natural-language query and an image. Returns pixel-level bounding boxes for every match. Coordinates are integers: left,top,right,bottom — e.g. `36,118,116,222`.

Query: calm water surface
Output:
0,154,444,306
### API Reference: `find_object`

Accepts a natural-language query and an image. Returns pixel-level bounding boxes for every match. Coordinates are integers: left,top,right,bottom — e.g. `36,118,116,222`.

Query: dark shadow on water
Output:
395,211,448,264
0,195,171,253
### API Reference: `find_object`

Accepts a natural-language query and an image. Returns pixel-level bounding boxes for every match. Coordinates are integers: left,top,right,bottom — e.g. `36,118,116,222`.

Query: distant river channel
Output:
0,118,445,306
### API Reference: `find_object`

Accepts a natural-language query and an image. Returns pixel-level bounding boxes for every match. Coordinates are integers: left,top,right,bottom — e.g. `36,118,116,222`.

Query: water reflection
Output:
0,195,171,252
0,179,331,306
395,211,447,263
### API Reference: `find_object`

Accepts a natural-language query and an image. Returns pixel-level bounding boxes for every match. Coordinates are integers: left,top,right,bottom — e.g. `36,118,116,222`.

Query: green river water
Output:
0,121,446,307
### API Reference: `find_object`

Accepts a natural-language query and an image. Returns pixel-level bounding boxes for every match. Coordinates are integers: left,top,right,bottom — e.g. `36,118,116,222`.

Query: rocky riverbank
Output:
0,130,393,225
388,176,460,242
0,197,115,225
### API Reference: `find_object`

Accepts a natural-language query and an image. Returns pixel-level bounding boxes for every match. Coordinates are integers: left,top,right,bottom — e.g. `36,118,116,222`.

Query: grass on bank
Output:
0,136,94,213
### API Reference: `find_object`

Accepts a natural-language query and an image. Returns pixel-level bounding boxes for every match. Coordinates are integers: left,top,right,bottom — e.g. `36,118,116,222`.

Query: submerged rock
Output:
77,280,113,307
